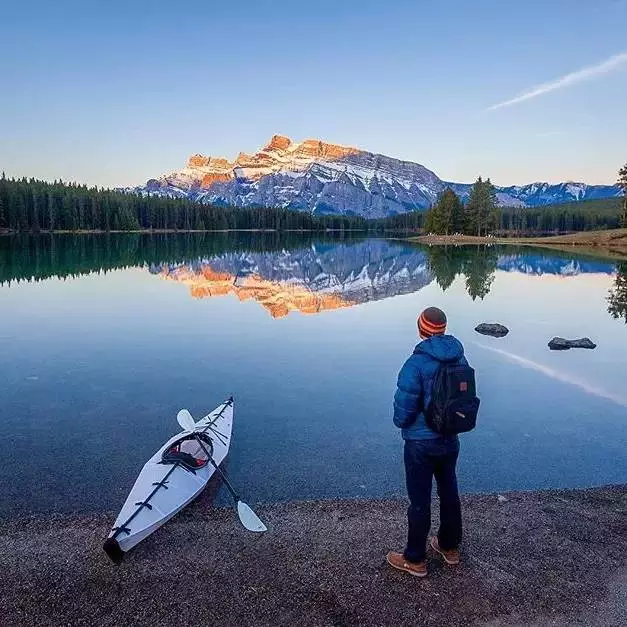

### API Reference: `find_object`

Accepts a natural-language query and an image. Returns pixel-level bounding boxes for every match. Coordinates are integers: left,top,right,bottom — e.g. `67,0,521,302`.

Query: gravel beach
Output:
1,485,625,627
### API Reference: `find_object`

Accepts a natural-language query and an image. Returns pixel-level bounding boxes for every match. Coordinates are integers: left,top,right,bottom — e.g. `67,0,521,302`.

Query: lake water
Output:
1,233,626,517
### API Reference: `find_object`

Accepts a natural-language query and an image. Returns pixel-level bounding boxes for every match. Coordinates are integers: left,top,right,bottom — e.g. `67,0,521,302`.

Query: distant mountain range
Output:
133,135,621,219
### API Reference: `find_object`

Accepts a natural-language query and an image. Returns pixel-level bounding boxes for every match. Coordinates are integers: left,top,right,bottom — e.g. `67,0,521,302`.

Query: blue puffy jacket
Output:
393,334,468,440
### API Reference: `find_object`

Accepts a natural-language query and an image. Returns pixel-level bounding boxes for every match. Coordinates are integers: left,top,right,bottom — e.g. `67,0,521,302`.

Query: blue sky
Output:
1,0,626,187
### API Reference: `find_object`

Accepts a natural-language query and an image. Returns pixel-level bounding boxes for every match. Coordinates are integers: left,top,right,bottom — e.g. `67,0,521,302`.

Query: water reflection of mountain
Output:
1,234,620,319
496,254,614,276
150,241,433,318
150,241,618,317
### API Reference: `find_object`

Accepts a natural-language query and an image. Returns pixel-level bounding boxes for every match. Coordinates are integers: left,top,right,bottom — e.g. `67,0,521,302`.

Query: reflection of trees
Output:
463,246,498,301
1,232,360,285
608,262,627,323
426,246,464,290
425,245,498,300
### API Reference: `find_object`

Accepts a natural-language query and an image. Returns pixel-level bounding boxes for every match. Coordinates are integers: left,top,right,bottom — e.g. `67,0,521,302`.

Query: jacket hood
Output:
414,334,465,363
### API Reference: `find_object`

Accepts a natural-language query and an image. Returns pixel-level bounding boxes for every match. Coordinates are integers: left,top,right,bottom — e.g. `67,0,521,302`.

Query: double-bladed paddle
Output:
176,409,267,533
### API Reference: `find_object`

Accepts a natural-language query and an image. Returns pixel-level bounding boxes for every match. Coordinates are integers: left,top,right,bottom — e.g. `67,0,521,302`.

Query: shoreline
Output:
407,229,627,261
408,228,627,246
0,228,368,236
2,228,627,262
2,484,625,626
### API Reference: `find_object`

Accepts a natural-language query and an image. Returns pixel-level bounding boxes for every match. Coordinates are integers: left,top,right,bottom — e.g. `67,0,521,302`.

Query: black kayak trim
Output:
103,537,124,564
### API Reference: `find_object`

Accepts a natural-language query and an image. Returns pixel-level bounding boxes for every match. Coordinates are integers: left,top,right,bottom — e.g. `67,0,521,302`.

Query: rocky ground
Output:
1,485,625,627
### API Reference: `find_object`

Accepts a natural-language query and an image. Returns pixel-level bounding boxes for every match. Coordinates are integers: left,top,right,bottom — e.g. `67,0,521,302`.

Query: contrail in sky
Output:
486,50,627,111
472,342,627,408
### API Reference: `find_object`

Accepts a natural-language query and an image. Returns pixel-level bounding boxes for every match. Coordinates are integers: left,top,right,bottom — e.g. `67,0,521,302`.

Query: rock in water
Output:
475,323,509,338
548,337,597,351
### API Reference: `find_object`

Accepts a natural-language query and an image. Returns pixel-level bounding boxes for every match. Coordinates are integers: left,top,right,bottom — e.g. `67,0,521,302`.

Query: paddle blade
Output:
237,501,267,533
176,409,196,432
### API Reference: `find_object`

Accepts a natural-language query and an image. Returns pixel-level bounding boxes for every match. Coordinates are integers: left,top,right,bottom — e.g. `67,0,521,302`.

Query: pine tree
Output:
485,178,499,232
464,177,483,236
465,177,498,236
618,162,627,228
0,173,6,229
31,189,40,232
423,205,439,234
449,189,465,233
423,188,463,235
15,190,27,232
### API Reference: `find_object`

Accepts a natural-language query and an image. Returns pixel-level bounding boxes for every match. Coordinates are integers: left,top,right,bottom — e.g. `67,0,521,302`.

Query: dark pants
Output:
403,438,462,563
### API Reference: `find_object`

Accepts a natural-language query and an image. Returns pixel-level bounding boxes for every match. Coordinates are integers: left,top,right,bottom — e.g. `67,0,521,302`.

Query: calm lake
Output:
1,233,626,517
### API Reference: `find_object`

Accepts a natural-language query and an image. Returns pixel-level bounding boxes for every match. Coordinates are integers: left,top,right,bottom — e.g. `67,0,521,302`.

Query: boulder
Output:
475,323,509,338
548,337,597,351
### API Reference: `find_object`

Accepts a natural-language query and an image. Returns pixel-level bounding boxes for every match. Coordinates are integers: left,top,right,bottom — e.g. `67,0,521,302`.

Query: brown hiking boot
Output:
386,551,427,577
430,536,460,565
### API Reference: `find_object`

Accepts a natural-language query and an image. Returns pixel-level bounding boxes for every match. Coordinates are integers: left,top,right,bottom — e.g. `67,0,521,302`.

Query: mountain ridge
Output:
135,135,621,219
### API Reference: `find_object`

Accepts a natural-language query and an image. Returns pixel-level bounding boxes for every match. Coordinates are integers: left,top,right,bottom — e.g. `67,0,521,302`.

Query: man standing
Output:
387,306,469,577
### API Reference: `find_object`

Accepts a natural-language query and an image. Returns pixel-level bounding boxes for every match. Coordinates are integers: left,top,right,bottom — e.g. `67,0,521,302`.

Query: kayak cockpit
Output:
161,432,214,472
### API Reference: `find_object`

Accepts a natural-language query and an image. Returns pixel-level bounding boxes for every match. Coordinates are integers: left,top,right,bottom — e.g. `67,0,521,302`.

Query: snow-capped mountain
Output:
135,135,620,219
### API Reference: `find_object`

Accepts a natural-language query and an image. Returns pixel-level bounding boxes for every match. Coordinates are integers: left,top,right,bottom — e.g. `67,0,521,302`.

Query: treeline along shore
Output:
1,174,626,236
0,176,366,233
421,176,626,236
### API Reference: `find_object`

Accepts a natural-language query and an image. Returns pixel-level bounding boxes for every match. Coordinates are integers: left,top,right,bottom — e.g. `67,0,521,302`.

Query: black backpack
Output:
425,361,480,435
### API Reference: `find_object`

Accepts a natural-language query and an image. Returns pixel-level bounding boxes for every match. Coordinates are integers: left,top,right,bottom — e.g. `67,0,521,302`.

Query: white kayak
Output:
104,398,236,562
